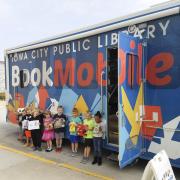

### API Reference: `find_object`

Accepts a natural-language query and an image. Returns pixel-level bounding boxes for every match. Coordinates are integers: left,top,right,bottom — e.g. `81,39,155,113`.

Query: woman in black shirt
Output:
30,109,44,151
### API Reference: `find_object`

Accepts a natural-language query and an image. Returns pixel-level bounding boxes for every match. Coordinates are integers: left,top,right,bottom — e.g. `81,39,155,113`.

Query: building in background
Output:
0,61,5,93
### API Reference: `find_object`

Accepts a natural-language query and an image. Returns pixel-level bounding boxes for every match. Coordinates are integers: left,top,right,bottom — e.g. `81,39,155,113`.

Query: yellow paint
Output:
0,145,56,165
74,95,89,114
7,103,15,112
13,100,20,110
121,83,143,144
30,102,36,110
59,163,114,180
0,144,114,180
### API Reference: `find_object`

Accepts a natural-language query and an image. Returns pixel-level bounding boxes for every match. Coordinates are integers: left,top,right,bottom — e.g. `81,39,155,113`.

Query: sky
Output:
0,0,169,61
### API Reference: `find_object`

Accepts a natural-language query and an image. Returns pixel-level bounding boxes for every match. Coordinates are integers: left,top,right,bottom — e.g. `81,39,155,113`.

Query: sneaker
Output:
29,144,34,148
98,157,102,166
92,157,98,165
83,157,90,164
80,157,86,163
45,148,50,152
81,157,89,164
23,143,29,147
49,148,53,152
37,147,42,151
71,152,75,157
33,147,37,151
56,148,61,152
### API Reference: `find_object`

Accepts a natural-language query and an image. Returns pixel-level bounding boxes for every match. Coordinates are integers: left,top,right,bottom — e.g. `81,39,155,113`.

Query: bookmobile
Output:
4,1,180,168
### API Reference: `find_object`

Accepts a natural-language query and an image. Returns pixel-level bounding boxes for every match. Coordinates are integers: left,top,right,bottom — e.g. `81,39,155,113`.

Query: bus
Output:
4,1,180,168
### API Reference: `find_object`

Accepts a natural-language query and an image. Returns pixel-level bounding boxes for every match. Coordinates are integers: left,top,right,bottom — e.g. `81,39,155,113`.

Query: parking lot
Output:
0,121,179,180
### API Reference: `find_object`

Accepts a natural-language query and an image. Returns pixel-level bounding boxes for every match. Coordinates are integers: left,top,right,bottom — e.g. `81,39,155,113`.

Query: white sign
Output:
22,120,28,129
28,120,40,130
141,150,176,180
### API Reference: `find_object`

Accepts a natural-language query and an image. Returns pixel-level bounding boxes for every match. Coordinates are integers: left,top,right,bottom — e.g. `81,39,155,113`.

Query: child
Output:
53,106,67,152
17,108,24,141
69,108,82,156
92,111,105,166
42,111,54,152
24,108,33,147
30,108,43,151
80,111,95,164
20,109,26,143
39,108,45,139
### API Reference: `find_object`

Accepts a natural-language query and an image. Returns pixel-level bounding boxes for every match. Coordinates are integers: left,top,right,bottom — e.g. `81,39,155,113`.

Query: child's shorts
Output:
55,132,64,139
69,135,79,143
84,138,93,147
25,130,31,138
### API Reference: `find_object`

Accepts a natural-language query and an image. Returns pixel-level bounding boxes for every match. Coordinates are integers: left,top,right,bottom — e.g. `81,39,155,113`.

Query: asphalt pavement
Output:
0,116,179,180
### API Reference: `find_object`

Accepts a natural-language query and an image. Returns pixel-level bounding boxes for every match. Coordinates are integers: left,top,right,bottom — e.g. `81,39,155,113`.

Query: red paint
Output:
118,49,126,85
96,52,107,86
146,53,174,86
8,111,17,124
15,93,25,108
137,44,142,85
54,58,75,87
119,43,143,86
38,85,49,110
130,40,135,49
77,63,94,87
119,45,173,86
128,55,135,87
50,49,173,88
141,106,163,140
54,52,107,87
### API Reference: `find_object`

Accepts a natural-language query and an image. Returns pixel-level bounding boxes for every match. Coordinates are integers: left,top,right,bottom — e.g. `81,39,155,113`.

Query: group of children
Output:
17,105,105,166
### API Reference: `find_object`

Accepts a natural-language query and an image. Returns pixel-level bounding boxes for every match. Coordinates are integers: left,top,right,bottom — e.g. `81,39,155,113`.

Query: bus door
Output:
118,32,145,168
